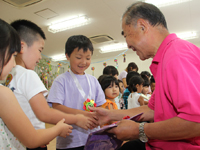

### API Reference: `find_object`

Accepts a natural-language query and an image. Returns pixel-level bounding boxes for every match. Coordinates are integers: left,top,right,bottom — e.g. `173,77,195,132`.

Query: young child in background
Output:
102,65,121,109
99,75,119,125
0,18,72,150
141,71,151,94
118,62,138,88
118,79,125,109
128,76,148,109
141,74,151,101
150,75,155,93
103,65,119,79
123,71,140,109
8,20,95,150
47,35,106,150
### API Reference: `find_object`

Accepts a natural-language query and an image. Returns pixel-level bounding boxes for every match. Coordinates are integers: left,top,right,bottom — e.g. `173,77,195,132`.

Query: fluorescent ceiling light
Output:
99,43,128,53
176,31,198,40
145,0,192,7
48,15,90,33
51,54,66,61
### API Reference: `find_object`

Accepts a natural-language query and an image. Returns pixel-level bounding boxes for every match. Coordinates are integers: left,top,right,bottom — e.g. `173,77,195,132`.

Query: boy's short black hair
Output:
0,19,21,75
10,19,46,47
128,76,144,92
126,71,140,86
103,65,119,76
99,75,119,92
65,35,93,57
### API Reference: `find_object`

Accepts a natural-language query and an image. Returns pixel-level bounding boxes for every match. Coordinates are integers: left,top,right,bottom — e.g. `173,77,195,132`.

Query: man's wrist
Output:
139,122,148,142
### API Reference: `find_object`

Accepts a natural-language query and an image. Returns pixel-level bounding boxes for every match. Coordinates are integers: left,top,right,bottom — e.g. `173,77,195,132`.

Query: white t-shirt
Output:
118,70,127,81
0,84,25,150
128,92,141,109
7,65,48,130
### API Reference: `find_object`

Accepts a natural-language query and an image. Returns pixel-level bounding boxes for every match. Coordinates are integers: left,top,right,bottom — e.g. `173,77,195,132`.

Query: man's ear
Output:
137,18,150,33
20,41,26,54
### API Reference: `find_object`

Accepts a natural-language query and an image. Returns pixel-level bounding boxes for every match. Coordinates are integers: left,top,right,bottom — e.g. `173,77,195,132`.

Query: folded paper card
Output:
84,113,143,150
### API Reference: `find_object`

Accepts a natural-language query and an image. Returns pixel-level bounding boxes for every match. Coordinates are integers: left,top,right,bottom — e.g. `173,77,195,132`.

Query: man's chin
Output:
138,55,146,61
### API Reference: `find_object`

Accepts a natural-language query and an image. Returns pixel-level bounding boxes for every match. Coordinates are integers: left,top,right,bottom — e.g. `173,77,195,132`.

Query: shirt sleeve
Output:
47,76,65,105
94,78,106,106
20,70,47,101
121,71,127,79
165,55,200,122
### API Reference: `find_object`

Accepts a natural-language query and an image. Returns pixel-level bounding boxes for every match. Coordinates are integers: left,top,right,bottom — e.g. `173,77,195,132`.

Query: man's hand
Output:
139,109,154,122
88,106,111,125
108,120,140,141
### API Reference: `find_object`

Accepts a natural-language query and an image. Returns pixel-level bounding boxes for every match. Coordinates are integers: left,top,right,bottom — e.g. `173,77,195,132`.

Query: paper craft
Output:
84,113,143,150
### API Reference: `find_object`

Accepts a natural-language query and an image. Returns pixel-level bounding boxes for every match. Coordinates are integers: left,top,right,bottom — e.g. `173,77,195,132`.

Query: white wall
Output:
84,51,153,79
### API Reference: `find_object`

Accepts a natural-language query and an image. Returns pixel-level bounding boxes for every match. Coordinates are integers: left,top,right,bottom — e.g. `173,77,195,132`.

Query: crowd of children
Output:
0,18,155,150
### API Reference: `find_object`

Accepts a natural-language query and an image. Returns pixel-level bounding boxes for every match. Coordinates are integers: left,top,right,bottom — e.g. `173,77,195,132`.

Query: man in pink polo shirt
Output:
89,1,200,150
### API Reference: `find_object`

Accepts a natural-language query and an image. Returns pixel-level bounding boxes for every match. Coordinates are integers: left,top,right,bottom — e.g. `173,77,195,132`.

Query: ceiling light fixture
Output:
48,15,90,33
144,0,192,7
51,54,66,61
176,31,198,40
99,43,128,53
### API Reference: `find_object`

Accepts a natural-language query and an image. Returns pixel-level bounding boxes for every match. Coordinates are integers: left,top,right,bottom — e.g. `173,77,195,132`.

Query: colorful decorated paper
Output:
91,67,95,76
84,113,143,150
103,62,107,67
57,62,62,73
114,58,118,69
47,60,52,72
123,53,126,62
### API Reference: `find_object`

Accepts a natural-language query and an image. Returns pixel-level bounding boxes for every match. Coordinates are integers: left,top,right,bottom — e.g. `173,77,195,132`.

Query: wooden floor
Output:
45,124,56,150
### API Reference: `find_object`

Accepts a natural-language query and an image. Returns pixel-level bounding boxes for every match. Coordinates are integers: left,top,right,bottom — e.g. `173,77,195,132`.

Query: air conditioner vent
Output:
89,35,113,44
3,0,42,7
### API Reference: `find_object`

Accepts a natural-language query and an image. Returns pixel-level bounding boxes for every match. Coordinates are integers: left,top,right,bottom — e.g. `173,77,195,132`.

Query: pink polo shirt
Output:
147,34,200,150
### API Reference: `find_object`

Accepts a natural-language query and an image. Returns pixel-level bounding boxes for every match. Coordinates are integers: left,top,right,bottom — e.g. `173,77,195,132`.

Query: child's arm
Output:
0,87,72,148
29,93,98,129
122,78,127,88
144,100,149,105
138,96,146,106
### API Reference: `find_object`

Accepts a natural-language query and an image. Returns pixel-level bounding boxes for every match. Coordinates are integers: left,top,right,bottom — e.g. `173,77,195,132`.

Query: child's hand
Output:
84,111,98,121
56,119,73,138
88,106,111,125
75,114,99,130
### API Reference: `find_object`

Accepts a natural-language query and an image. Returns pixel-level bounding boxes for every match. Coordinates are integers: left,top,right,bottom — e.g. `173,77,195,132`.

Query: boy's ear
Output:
20,41,25,54
65,54,70,60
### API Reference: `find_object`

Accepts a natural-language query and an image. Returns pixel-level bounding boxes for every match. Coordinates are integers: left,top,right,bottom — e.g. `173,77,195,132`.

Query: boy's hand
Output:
88,106,111,125
84,111,98,121
57,119,73,137
75,114,99,130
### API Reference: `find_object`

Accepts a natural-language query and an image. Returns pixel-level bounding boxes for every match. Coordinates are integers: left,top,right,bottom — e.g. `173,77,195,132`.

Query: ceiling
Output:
0,0,200,61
